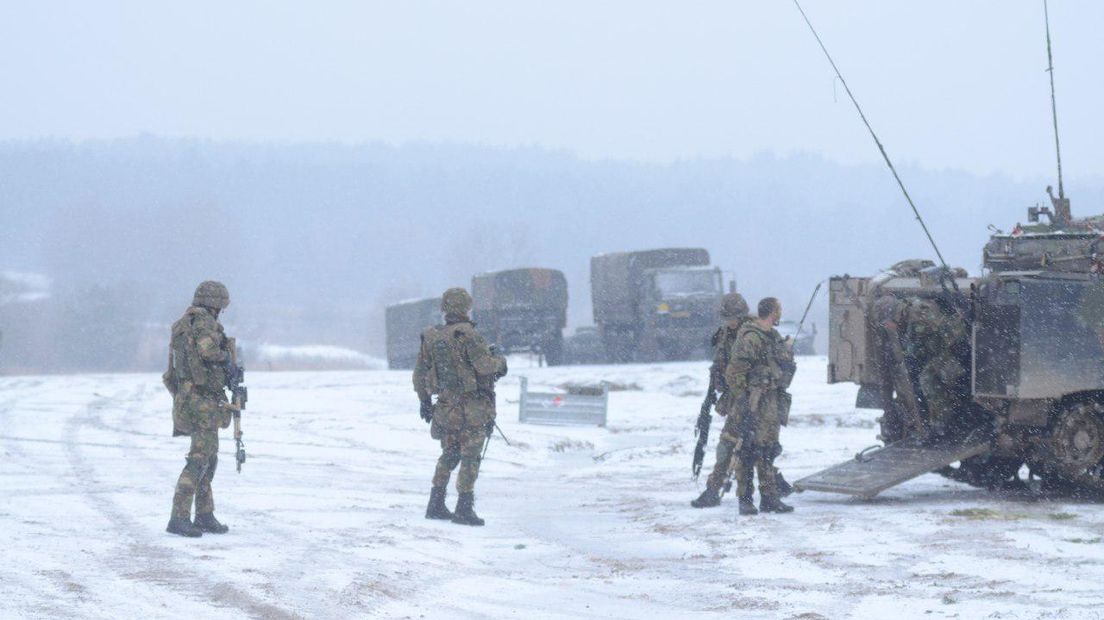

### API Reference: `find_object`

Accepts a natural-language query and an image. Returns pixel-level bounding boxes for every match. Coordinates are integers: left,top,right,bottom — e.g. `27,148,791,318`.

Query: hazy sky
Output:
1,1,1102,180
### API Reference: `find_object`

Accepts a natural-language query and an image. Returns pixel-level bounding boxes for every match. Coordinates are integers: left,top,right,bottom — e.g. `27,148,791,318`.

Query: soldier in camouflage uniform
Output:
872,294,925,441
727,297,796,515
414,287,507,527
163,281,235,538
691,293,750,508
907,300,968,439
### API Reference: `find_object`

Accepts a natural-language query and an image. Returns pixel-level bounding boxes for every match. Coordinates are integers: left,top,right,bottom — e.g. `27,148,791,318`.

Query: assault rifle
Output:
480,345,511,461
691,388,716,479
224,337,248,473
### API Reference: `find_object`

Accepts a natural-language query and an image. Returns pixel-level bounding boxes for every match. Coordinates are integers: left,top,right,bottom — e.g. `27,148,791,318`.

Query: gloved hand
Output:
485,419,495,437
419,400,434,423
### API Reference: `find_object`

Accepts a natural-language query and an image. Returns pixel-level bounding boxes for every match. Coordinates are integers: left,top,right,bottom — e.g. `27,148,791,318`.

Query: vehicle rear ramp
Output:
794,432,992,499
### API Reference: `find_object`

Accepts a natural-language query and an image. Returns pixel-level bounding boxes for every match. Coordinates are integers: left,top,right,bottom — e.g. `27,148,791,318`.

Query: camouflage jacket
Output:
165,306,230,436
725,321,795,397
709,318,747,393
413,318,506,435
710,318,747,416
906,302,967,361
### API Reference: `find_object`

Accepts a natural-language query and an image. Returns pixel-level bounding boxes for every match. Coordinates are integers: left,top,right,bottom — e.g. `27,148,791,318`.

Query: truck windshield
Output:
654,270,720,297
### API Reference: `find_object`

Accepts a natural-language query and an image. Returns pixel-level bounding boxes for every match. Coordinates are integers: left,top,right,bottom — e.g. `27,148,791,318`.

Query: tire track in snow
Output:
63,389,302,620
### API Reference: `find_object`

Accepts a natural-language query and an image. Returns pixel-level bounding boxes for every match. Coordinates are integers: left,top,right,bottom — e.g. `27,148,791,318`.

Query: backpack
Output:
163,308,211,396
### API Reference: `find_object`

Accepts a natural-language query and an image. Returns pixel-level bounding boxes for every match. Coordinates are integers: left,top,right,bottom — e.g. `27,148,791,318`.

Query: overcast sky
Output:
1,1,1101,180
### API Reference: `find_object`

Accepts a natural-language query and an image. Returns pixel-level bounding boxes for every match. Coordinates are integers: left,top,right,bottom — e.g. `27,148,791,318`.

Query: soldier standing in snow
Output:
691,292,751,508
414,287,507,526
727,297,796,515
163,281,236,538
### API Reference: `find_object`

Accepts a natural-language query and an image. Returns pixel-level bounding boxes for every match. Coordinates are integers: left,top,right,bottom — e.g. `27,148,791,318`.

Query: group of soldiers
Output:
690,293,797,515
161,282,795,536
872,292,970,442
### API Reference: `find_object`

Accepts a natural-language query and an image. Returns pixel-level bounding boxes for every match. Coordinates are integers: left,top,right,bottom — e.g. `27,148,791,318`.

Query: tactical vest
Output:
742,325,788,390
422,323,480,396
168,307,214,391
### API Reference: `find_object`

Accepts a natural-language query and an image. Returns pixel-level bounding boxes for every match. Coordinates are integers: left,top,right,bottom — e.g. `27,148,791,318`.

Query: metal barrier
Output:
518,376,608,427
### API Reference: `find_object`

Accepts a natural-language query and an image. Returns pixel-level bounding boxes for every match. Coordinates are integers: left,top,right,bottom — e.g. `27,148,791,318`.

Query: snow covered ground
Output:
2,356,1102,619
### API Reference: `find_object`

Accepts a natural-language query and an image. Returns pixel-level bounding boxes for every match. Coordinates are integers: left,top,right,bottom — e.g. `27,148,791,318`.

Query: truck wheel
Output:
1041,400,1104,488
543,334,564,366
602,329,633,364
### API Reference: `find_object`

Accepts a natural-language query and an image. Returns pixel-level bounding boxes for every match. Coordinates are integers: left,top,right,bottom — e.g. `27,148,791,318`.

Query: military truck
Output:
384,297,441,370
798,195,1104,498
471,268,568,365
591,248,723,363
562,326,606,365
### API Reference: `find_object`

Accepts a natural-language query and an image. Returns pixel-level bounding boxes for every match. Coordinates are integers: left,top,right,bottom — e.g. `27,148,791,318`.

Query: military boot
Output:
166,516,203,538
759,495,794,514
690,487,721,508
194,512,229,534
425,486,454,520
776,472,794,497
738,496,759,516
451,492,485,526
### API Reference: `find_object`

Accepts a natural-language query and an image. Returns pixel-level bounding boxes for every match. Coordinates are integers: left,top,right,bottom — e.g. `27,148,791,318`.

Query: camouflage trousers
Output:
735,443,780,500
172,429,219,519
705,436,739,492
920,356,966,428
432,426,487,493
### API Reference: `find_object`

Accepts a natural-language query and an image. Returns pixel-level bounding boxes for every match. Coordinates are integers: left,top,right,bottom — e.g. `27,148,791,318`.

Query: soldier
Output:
690,293,751,508
163,281,235,538
727,297,796,515
414,287,507,527
872,294,925,441
907,300,969,439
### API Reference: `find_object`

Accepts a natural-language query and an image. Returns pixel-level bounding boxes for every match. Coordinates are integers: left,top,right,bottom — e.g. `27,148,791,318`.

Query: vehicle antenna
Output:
1043,0,1071,223
791,0,951,272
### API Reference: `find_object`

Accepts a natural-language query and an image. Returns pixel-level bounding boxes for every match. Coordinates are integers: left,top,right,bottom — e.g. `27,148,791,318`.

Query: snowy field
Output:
2,356,1103,619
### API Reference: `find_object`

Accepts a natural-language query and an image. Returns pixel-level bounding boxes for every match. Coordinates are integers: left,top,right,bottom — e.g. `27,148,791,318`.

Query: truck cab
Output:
637,266,723,360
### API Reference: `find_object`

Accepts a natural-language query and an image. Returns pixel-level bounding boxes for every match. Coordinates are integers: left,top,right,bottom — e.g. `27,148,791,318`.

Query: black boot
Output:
690,487,721,508
166,516,203,538
760,495,794,514
194,512,229,534
776,472,794,498
451,492,485,526
425,486,454,520
738,496,759,516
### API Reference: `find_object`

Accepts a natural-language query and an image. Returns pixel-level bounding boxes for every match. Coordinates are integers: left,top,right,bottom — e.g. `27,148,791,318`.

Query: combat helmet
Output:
720,292,749,319
193,280,230,310
441,287,473,316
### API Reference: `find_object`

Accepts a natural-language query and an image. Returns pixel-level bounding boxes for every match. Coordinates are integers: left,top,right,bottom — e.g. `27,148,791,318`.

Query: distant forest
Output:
2,137,1100,373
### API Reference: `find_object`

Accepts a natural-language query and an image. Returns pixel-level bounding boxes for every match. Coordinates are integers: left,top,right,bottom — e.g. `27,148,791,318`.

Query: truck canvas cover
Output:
794,433,991,499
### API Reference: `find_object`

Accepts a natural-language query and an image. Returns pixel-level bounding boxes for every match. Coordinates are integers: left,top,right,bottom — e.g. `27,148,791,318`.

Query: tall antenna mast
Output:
791,0,951,271
1043,0,1071,222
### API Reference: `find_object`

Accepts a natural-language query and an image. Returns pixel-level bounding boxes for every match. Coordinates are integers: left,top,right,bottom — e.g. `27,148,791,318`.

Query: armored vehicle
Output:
590,248,723,363
471,268,568,365
799,194,1104,498
384,297,441,370
787,2,1104,498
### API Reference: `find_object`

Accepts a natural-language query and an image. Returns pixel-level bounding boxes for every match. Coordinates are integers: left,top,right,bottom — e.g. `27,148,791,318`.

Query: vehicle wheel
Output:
602,328,632,364
543,334,564,366
939,455,1024,490
1041,400,1104,489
